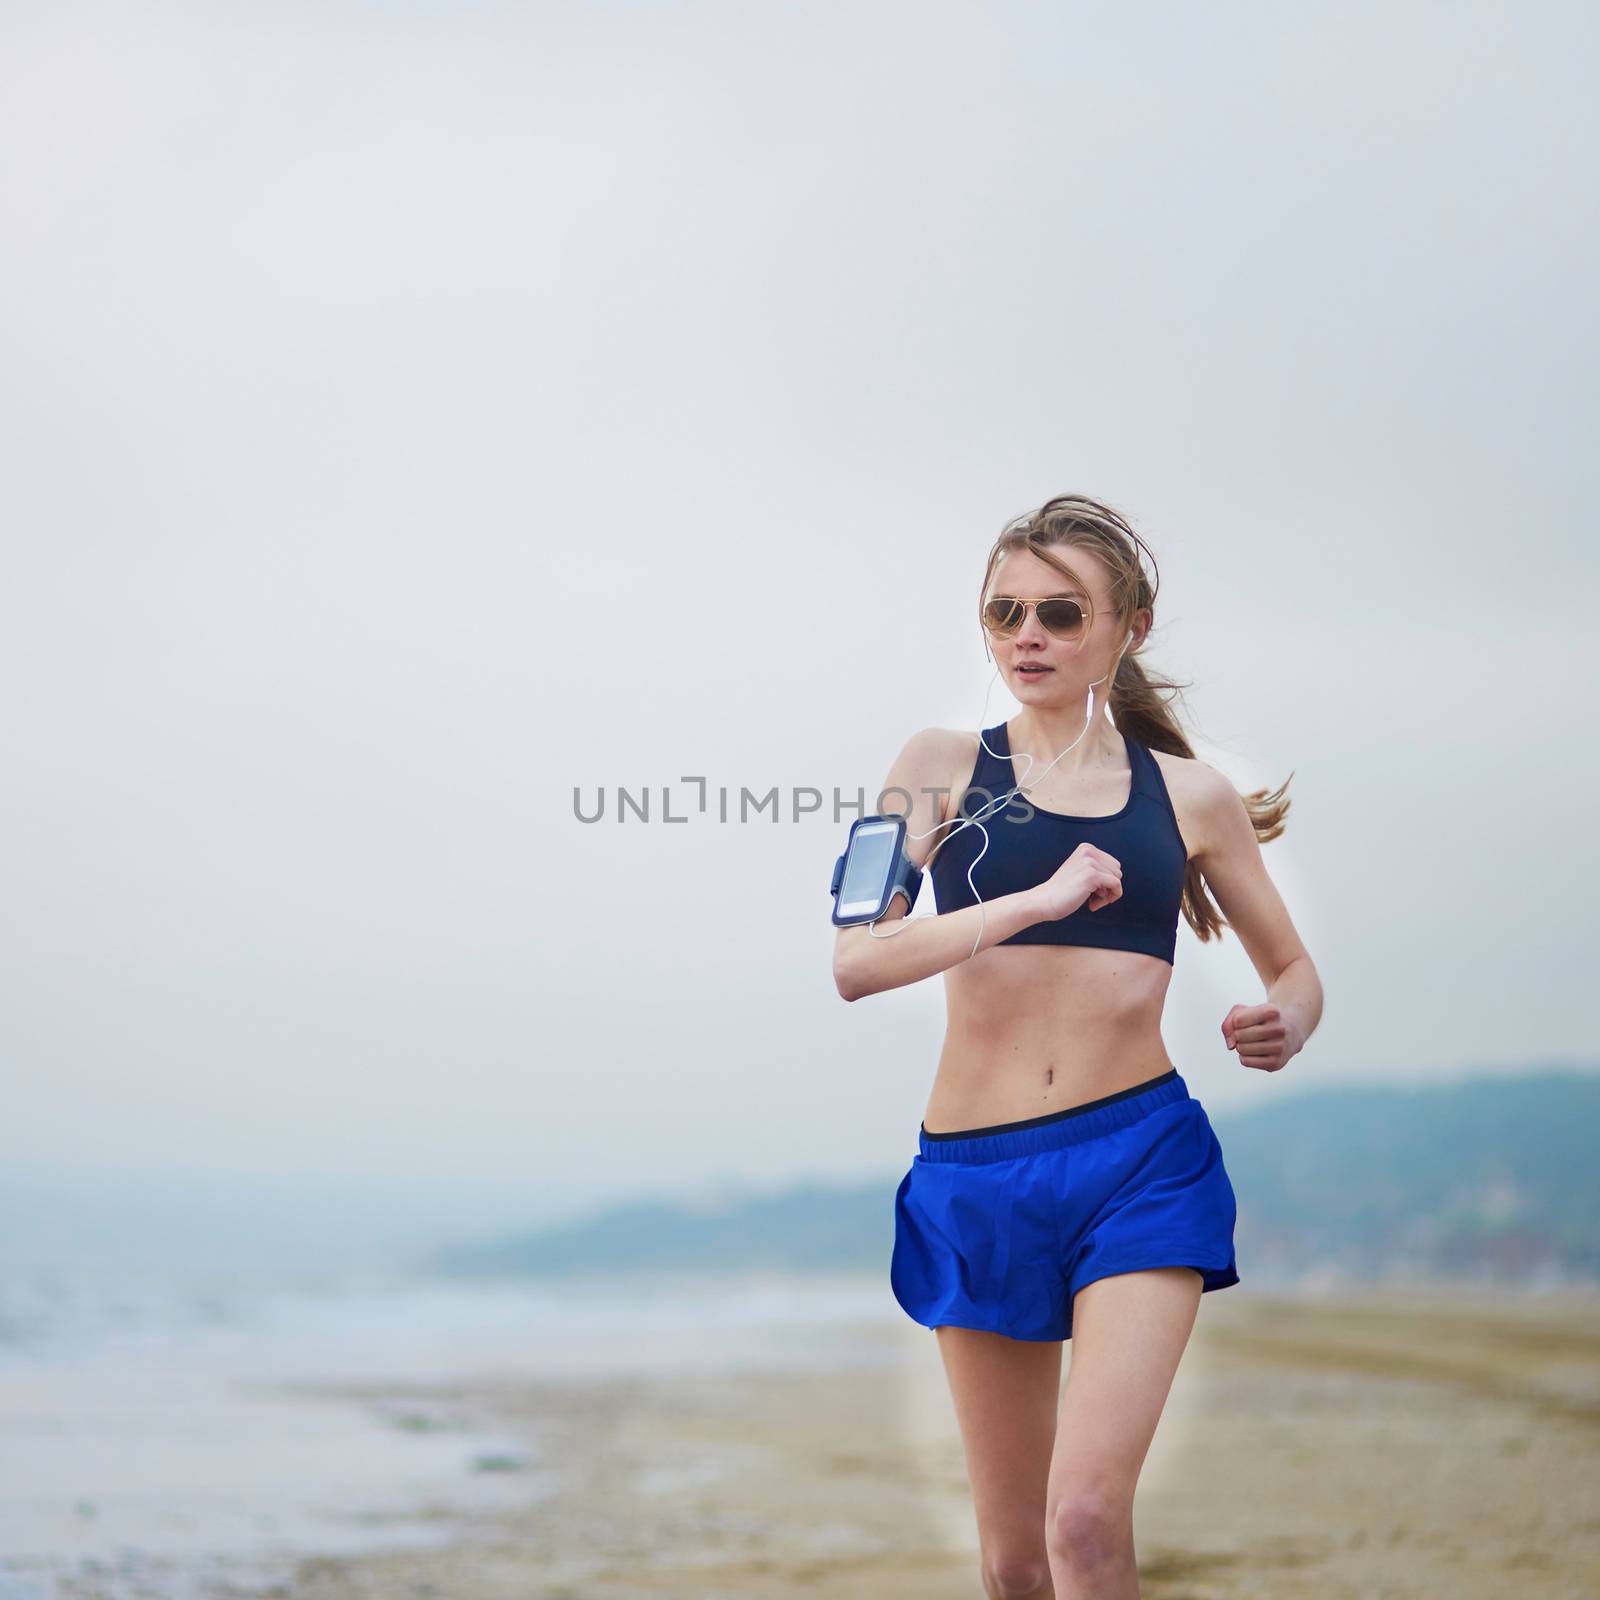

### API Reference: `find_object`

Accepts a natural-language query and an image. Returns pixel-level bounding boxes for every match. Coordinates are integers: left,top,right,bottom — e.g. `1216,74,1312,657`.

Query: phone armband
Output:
829,814,923,927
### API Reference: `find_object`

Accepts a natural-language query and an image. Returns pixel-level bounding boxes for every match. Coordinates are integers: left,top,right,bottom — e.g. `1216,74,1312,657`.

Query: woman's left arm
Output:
1187,763,1324,1075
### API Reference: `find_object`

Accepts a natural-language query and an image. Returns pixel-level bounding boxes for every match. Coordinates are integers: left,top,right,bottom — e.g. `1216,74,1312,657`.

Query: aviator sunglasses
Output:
980,594,1093,641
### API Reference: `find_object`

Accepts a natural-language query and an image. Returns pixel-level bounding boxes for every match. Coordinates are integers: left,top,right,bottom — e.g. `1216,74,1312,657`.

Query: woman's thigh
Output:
936,1326,1063,1550
1049,1266,1204,1503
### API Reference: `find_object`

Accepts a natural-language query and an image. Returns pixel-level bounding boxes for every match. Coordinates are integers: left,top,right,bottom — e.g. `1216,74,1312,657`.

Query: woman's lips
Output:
1016,664,1053,676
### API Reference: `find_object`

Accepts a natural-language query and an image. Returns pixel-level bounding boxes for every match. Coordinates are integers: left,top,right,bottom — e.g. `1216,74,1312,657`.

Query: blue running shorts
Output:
891,1068,1239,1341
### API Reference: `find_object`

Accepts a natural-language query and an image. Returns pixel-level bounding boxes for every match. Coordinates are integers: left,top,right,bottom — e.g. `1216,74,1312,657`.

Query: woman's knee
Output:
1045,1480,1133,1574
982,1548,1052,1600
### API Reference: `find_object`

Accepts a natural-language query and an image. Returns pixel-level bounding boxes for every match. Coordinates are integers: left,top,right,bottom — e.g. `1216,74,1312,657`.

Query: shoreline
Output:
4,1285,1597,1598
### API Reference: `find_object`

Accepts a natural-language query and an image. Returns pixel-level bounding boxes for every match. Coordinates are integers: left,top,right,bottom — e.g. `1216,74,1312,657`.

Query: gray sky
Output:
2,1,1595,1226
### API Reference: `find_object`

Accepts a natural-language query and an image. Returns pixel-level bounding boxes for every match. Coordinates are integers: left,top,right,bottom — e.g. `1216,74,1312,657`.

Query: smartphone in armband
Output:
829,814,923,927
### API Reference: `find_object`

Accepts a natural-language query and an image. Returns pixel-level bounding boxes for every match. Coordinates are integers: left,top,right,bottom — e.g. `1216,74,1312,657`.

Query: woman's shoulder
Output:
896,724,988,763
887,726,992,827
1146,744,1233,805
1146,746,1242,860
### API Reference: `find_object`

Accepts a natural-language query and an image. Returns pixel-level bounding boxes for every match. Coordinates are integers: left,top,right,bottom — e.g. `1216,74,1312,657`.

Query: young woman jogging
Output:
833,494,1323,1600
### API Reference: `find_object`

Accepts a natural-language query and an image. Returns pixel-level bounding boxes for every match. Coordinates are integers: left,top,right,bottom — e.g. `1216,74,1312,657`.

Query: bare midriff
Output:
923,942,1176,1134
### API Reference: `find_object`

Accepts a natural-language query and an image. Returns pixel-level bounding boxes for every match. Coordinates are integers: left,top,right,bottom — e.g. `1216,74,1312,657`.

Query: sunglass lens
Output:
1036,599,1086,637
982,598,1025,633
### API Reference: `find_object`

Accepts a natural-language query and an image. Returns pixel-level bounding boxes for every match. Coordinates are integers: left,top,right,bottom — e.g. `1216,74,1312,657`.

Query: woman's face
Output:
984,544,1128,702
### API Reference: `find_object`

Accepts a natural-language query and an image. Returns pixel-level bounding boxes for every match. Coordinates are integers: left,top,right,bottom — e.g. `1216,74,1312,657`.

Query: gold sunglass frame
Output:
979,594,1095,641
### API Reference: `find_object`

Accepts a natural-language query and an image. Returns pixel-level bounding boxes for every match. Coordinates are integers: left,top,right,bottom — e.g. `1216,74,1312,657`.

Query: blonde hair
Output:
979,493,1292,946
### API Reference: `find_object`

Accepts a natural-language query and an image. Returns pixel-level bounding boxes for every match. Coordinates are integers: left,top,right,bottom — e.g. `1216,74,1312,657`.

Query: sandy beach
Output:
64,1283,1587,1600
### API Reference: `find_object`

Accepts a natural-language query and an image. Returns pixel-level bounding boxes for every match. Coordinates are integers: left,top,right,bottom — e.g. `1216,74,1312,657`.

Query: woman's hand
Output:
1028,843,1123,922
1220,1002,1302,1073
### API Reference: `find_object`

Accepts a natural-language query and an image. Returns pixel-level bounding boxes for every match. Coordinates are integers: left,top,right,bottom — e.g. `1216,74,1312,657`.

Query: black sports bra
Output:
928,721,1188,964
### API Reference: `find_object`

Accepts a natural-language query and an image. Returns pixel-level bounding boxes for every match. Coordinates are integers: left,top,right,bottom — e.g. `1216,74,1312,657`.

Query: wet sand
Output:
209,1285,1600,1600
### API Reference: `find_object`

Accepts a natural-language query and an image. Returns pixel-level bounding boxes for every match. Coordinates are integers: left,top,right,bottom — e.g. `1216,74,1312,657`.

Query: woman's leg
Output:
935,1325,1064,1600
1045,1267,1204,1599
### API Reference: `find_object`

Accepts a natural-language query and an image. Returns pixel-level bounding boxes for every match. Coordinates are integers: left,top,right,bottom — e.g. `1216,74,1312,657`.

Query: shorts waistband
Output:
917,1069,1187,1164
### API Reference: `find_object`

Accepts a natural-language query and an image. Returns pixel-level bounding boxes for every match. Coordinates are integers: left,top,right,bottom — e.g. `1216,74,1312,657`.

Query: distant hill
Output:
1215,1067,1600,1284
431,1070,1600,1288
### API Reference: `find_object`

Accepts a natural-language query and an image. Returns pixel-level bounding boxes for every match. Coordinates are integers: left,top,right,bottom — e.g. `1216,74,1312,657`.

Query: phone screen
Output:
839,821,901,917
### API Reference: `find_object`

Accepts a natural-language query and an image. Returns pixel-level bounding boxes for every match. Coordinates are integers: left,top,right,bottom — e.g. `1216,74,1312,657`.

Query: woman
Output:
832,495,1322,1600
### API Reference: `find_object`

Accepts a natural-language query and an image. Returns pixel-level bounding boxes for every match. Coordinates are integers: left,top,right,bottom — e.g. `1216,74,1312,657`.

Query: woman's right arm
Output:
833,886,1049,1001
830,728,1120,1002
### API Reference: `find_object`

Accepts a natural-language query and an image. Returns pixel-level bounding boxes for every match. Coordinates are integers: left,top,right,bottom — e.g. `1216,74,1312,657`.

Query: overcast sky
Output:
2,1,1595,1226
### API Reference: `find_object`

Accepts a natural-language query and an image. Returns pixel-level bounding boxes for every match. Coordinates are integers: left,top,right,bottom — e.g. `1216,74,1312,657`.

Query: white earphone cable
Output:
867,632,1134,960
